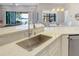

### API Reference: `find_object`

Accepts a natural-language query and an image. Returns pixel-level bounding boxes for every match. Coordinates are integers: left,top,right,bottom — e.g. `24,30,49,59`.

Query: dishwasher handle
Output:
68,34,79,40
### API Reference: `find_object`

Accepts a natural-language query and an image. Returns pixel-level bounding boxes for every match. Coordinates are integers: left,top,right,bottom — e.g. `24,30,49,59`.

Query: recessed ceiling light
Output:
57,8,60,12
52,8,55,11
60,8,64,12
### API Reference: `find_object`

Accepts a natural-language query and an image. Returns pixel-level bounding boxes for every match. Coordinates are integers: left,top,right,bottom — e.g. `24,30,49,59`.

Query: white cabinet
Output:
61,34,68,56
35,46,49,56
36,34,69,56
48,36,61,56
36,36,61,56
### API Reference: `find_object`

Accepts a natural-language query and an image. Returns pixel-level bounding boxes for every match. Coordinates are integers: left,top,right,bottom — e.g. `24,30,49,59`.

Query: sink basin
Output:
16,34,52,51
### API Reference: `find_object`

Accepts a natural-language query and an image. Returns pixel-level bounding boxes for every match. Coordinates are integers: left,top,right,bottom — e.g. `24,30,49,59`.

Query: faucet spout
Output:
28,19,36,37
33,24,36,35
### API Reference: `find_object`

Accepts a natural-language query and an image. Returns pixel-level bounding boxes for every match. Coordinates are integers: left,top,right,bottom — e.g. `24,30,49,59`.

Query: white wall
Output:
0,3,66,26
64,3,79,26
37,3,66,25
1,5,37,25
0,5,4,26
1,3,79,26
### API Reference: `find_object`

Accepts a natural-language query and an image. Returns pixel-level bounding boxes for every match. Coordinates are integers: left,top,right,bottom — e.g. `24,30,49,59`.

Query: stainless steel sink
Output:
16,34,52,51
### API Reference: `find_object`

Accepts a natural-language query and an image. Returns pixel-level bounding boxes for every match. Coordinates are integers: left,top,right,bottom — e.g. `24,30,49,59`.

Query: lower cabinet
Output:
36,36,62,56
35,46,49,56
48,36,61,56
61,34,68,56
36,35,68,56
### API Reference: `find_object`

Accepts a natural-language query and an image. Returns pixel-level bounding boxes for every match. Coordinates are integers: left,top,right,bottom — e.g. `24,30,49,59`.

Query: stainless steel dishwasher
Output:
68,34,79,56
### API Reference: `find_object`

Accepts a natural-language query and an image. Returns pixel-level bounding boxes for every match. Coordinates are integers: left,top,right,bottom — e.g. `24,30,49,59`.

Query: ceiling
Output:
0,3,39,6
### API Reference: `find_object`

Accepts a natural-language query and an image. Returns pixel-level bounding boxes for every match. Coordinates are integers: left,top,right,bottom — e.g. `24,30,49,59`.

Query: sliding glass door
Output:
6,11,29,26
6,11,16,25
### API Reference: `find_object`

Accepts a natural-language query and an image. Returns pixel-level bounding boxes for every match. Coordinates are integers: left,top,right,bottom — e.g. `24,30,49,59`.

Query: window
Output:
16,12,29,25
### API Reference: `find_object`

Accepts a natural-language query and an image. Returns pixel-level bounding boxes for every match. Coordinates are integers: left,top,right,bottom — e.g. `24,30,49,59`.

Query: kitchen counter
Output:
0,24,44,36
1,27,79,55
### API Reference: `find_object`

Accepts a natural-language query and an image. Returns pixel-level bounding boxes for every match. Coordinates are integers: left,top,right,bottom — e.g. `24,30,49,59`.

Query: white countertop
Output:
0,27,79,55
0,24,44,36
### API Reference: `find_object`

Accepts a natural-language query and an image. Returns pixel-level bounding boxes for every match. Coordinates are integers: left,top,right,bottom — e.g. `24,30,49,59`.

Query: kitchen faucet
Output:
28,19,36,37
33,23,36,35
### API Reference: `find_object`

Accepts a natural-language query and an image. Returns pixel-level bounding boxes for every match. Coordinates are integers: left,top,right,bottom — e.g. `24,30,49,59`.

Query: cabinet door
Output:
61,35,68,56
48,37,61,56
35,46,49,56
36,37,61,56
